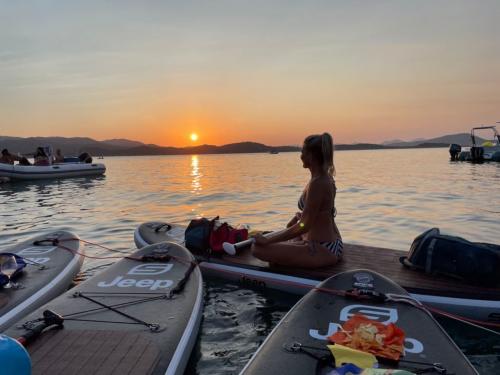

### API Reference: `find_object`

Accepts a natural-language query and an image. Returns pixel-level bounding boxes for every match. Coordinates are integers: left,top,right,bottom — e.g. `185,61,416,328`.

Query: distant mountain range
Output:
382,137,425,146
102,139,145,148
0,136,299,156
383,133,484,147
0,132,485,157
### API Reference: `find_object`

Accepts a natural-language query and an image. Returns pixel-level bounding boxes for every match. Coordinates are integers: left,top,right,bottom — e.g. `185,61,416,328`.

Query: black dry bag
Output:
184,217,213,253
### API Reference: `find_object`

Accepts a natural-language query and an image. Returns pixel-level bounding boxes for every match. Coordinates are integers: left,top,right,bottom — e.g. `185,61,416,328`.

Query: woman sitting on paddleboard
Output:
252,133,342,268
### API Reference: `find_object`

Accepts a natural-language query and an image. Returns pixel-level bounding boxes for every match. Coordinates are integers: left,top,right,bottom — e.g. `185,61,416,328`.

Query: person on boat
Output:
78,152,92,163
53,149,64,163
0,149,17,164
0,149,31,165
252,133,343,268
33,147,51,166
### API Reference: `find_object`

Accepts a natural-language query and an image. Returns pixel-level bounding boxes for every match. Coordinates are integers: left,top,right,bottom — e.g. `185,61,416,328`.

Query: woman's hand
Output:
253,233,270,246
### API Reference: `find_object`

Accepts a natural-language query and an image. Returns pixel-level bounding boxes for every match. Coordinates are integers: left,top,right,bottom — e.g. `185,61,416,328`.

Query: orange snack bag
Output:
328,314,405,361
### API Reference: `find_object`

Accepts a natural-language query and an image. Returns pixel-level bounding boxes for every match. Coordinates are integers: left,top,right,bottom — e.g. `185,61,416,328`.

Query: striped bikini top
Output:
298,187,337,217
298,192,306,211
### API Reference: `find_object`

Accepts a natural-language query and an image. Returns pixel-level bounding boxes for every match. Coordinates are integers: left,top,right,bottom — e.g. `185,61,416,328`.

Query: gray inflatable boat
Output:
241,269,478,374
0,231,83,332
4,241,203,375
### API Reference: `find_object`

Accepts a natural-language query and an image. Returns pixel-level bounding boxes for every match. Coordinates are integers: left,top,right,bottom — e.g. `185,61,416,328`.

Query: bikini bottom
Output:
309,238,343,257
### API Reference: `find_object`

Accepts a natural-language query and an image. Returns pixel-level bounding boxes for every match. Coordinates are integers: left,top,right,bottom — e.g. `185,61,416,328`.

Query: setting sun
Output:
190,133,198,142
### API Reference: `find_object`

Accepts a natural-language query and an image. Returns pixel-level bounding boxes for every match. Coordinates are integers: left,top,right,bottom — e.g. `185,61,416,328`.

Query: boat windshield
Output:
471,125,500,146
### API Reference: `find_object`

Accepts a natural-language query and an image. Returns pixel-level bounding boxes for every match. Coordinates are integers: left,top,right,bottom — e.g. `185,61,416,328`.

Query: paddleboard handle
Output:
17,310,64,346
33,238,59,246
345,289,387,303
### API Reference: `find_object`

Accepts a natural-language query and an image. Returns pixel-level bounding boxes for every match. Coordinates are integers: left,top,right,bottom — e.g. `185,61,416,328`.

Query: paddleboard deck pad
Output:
134,222,500,324
241,269,478,374
0,231,83,332
4,241,203,375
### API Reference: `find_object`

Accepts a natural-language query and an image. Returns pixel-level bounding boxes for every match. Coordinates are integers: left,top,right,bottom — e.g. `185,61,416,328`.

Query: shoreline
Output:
88,143,449,157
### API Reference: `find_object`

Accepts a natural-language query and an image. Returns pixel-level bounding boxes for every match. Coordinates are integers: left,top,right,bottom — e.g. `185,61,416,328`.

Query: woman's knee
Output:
320,253,341,267
251,244,267,260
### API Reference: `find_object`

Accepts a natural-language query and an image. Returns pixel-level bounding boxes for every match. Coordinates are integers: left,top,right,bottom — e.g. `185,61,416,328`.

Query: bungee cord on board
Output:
29,236,500,334
15,237,200,346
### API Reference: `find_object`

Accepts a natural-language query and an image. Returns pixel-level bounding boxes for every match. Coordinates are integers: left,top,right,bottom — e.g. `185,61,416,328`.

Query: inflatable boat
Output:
0,162,105,181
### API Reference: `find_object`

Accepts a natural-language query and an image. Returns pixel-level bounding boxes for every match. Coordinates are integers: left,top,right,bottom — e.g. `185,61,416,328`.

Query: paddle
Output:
222,238,255,255
222,229,287,255
17,310,64,346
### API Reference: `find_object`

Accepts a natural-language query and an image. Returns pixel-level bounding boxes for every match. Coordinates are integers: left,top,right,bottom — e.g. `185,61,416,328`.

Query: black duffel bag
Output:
400,228,500,285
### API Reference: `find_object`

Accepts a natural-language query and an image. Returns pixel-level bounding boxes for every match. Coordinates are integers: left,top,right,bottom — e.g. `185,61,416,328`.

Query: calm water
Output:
1,148,499,373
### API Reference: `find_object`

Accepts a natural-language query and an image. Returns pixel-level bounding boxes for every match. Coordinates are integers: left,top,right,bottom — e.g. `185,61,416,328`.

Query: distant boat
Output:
269,150,279,154
0,162,106,181
449,124,500,162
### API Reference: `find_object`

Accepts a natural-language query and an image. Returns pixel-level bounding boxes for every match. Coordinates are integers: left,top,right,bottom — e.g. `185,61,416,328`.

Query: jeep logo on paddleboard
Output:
239,275,267,288
18,246,57,256
97,277,173,291
127,263,173,275
340,304,398,324
97,263,175,291
308,304,424,354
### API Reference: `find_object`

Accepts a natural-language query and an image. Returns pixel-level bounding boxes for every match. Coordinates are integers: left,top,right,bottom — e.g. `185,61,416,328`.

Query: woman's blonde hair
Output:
303,132,335,176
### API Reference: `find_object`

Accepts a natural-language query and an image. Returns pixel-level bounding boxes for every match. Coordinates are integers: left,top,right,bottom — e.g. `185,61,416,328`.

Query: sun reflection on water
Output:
190,155,203,215
190,155,202,194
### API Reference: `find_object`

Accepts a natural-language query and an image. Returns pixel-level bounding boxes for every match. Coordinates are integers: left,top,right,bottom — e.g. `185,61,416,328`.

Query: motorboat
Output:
449,124,500,162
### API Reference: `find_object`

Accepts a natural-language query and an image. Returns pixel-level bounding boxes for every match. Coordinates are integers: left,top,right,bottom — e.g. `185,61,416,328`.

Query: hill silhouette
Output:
385,133,485,147
0,133,475,157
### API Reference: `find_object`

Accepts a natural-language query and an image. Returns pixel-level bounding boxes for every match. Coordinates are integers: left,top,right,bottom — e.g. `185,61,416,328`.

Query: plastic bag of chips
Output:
328,314,405,361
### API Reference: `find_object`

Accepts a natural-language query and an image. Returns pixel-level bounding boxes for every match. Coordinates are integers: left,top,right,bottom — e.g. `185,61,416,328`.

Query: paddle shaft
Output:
230,228,289,251
231,238,255,252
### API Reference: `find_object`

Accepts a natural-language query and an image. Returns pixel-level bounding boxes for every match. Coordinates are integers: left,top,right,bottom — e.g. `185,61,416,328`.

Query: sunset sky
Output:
1,1,499,147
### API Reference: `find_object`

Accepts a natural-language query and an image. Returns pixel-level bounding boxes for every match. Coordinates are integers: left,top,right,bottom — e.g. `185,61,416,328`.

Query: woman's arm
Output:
256,181,323,245
286,212,302,228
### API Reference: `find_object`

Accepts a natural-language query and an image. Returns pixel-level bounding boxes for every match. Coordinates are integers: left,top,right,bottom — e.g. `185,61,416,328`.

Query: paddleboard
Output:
134,221,500,324
4,241,203,375
0,231,83,332
241,269,478,374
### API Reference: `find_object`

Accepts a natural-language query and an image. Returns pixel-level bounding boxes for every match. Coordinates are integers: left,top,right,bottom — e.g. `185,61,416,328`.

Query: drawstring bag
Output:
209,221,248,253
185,216,249,253
209,222,231,252
227,227,249,247
0,253,27,288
